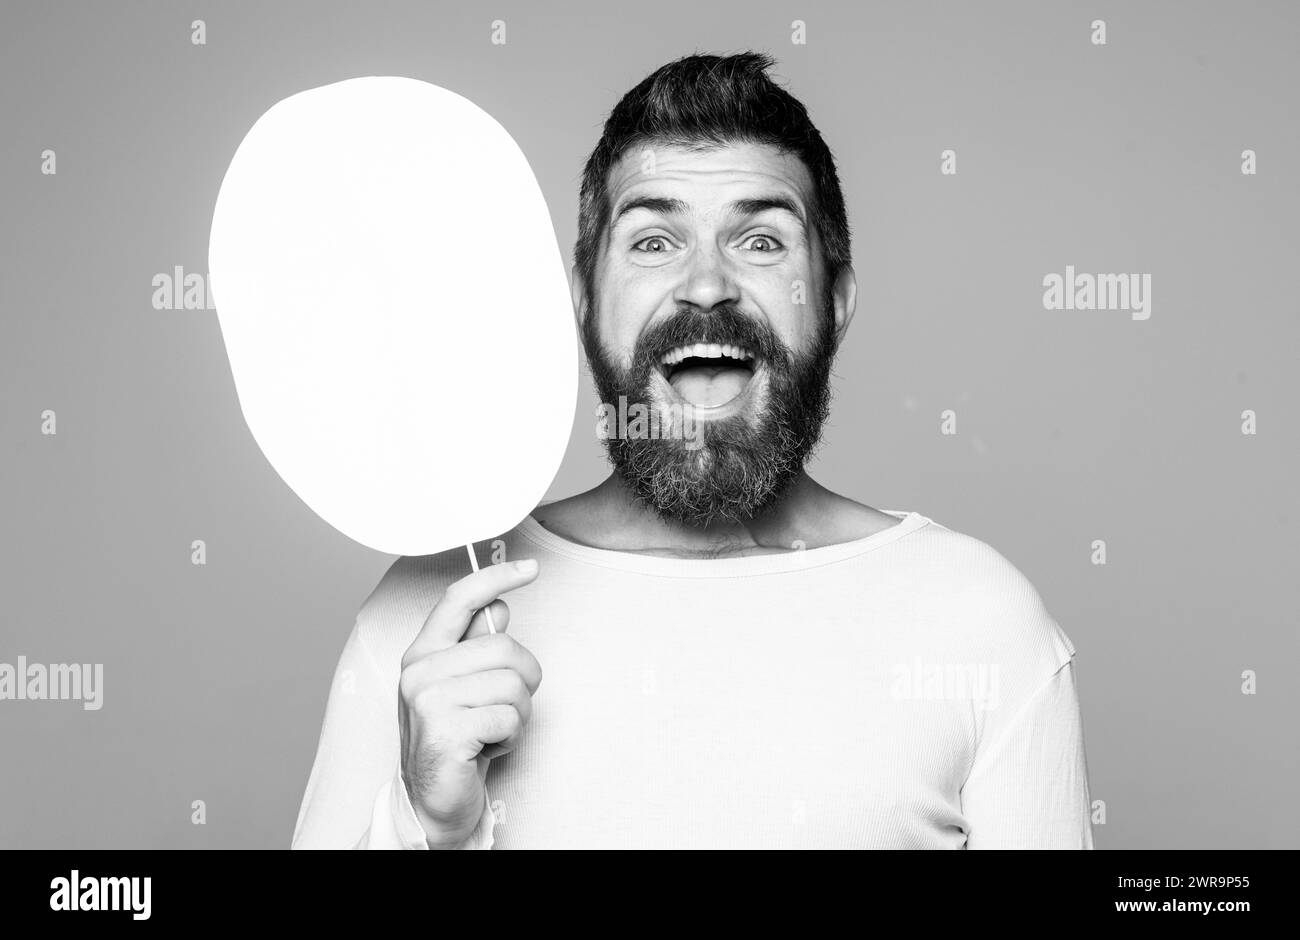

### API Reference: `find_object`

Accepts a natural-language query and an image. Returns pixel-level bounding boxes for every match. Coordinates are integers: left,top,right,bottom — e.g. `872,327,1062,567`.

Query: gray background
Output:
1,0,1296,848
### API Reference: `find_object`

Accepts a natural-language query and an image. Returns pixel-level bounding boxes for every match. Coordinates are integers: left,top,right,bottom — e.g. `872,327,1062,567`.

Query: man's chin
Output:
613,448,798,527
604,417,801,527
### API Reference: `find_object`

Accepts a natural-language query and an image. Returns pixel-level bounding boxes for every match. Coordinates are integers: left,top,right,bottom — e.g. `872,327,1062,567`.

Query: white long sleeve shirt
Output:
292,510,1094,849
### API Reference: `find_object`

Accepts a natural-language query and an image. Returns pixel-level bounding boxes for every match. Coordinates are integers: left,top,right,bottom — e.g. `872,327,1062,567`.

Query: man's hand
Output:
397,558,543,849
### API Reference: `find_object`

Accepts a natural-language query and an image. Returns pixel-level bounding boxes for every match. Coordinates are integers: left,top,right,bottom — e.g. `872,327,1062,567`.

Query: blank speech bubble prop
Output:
209,76,577,592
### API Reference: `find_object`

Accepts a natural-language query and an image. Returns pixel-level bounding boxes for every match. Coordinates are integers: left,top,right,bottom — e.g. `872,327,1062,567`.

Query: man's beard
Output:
582,296,837,527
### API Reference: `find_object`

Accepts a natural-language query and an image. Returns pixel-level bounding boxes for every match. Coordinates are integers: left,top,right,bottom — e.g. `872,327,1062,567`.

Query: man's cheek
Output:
602,323,642,374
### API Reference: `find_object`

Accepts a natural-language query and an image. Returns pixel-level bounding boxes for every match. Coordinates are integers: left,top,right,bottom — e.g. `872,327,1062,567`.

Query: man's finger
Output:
404,560,539,661
447,704,522,761
402,633,543,693
464,599,511,639
437,670,533,724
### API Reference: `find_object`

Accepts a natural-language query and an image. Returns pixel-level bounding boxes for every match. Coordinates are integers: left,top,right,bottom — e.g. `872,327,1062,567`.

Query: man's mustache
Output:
628,305,791,377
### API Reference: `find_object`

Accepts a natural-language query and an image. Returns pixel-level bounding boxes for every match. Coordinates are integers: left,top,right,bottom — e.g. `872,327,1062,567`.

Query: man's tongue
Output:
669,364,751,407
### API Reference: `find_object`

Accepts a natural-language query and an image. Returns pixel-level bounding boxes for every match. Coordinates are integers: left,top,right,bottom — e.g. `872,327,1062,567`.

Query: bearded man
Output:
293,52,1094,850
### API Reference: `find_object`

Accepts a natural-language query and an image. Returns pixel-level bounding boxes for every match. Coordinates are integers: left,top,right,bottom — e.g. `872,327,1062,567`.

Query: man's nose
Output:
671,242,740,311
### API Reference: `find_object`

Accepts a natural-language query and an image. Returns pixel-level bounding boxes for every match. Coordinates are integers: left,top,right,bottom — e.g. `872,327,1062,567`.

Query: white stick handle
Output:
464,542,498,634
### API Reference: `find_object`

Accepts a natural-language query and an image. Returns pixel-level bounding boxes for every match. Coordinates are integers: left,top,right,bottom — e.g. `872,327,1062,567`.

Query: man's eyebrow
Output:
610,196,688,226
728,196,807,228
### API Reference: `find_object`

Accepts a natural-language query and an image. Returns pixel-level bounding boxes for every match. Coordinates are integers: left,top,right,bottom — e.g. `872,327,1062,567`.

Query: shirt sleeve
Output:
959,658,1094,849
352,764,496,850
291,620,497,849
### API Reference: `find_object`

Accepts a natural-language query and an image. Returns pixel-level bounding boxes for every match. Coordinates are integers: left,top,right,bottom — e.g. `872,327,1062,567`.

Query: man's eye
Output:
741,234,783,252
633,236,672,253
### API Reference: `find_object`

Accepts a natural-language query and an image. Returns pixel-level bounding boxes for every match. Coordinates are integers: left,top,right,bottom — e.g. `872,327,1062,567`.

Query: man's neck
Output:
531,472,902,559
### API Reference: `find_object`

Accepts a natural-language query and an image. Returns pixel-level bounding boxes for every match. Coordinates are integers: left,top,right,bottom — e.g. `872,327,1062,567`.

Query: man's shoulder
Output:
905,516,1040,590
899,514,1078,668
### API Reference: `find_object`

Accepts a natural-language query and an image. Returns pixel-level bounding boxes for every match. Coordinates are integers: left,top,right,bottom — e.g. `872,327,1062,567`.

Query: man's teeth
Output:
660,343,756,366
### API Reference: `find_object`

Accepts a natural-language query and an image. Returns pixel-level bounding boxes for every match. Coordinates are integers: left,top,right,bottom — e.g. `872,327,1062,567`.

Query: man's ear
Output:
830,264,857,348
569,264,588,329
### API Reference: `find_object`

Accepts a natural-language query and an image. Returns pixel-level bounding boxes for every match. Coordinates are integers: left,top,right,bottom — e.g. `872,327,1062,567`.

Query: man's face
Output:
579,141,852,525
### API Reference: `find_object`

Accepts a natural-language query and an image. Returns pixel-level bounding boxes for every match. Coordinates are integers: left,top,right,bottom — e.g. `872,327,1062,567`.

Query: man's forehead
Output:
606,140,815,216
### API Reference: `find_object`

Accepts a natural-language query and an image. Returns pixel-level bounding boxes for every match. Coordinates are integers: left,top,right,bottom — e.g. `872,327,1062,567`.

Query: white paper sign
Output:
210,76,576,556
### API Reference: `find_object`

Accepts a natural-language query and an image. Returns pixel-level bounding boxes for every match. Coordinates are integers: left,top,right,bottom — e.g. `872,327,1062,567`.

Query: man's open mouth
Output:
656,342,759,408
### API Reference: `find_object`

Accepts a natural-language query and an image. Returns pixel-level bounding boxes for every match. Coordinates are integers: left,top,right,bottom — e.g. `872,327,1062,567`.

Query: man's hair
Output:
575,51,851,304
